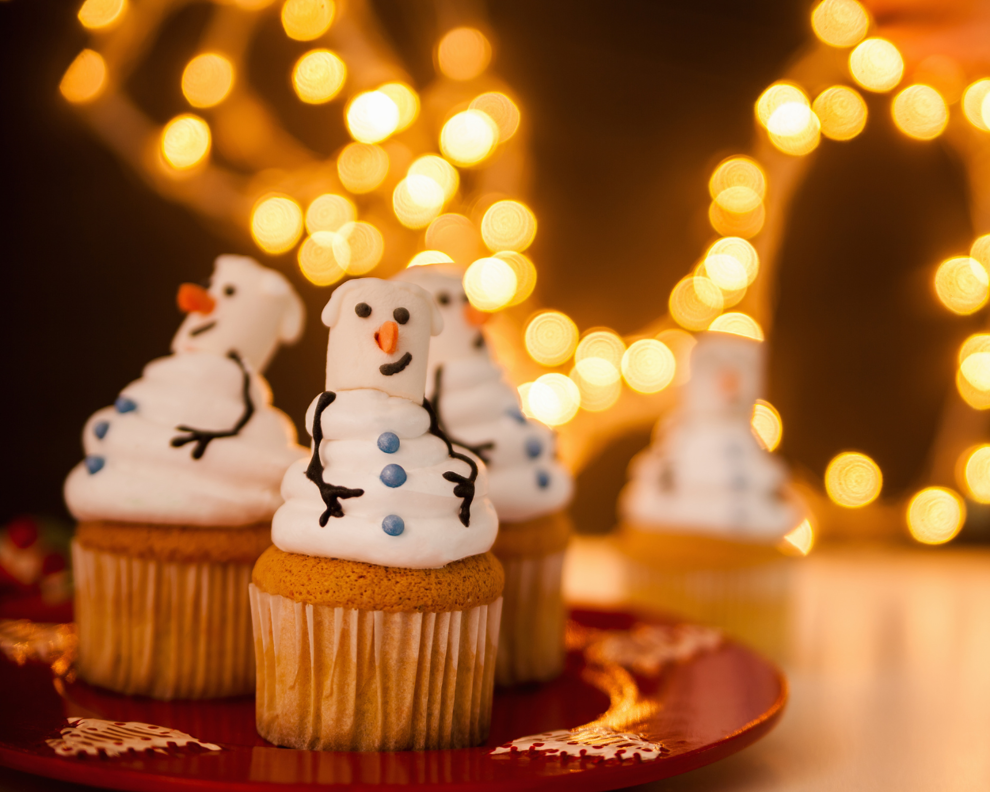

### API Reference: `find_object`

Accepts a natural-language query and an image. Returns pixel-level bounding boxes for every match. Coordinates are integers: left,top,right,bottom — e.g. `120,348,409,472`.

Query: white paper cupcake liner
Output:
494,550,566,686
249,584,502,751
72,540,255,699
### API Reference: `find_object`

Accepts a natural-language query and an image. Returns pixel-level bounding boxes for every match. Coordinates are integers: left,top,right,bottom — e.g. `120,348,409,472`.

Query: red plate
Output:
0,608,786,791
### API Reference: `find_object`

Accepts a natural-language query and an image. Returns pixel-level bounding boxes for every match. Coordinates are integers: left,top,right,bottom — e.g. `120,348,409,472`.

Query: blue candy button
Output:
380,464,407,488
505,407,527,424
382,515,405,536
377,432,400,454
115,396,137,413
525,437,543,459
536,469,550,489
85,456,105,474
94,421,110,439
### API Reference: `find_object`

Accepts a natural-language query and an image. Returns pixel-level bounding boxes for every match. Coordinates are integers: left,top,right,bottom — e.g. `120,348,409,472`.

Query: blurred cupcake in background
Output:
64,255,306,699
396,265,574,686
616,331,807,658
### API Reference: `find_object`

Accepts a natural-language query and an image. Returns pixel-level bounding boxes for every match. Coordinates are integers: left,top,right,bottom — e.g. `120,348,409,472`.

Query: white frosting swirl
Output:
272,389,499,569
64,352,306,527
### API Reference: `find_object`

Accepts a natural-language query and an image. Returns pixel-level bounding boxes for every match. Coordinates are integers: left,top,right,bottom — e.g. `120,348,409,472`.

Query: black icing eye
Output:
393,307,409,324
355,302,372,318
436,291,451,306
461,292,469,303
224,285,236,296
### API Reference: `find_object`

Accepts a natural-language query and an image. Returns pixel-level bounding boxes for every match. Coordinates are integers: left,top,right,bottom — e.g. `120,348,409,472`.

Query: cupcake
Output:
251,277,502,751
616,331,804,657
64,255,306,699
395,265,574,686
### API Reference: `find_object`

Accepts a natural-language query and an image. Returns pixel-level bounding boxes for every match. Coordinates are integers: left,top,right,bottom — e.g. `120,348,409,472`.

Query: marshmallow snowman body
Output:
272,278,499,569
620,332,802,540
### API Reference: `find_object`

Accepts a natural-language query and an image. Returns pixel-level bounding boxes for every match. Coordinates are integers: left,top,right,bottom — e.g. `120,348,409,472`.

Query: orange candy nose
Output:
177,283,216,315
464,304,489,327
376,321,399,354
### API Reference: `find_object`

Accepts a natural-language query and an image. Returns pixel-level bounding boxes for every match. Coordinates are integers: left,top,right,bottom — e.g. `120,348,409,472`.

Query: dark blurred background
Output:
0,0,978,525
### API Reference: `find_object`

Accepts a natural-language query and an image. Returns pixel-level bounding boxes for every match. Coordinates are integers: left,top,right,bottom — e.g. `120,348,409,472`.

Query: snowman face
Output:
171,255,305,373
394,265,489,364
322,278,443,402
684,332,763,416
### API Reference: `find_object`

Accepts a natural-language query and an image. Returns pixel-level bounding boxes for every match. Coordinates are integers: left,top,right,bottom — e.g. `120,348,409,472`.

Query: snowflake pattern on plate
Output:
46,718,221,759
492,726,667,762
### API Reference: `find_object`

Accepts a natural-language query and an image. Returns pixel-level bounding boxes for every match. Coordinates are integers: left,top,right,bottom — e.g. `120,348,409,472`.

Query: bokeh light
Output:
963,446,990,503
669,276,724,331
767,102,821,155
571,359,622,412
709,156,765,213
813,85,868,140
811,0,869,48
440,110,499,167
657,328,697,385
934,256,989,315
78,0,126,30
892,85,948,140
907,487,965,545
337,143,388,193
281,0,334,41
338,221,384,274
298,231,346,286
495,251,537,306
437,27,492,81
756,83,808,127
346,91,400,144
463,257,517,311
481,200,537,252
960,352,990,392
849,38,904,92
709,312,764,341
576,331,625,368
426,213,484,261
825,451,883,508
525,311,579,367
60,49,107,104
962,80,990,132
407,250,454,268
621,339,676,393
181,54,234,108
703,237,759,290
469,93,521,141
393,175,445,229
527,373,581,426
305,193,355,234
250,194,304,254
292,50,346,104
161,114,211,170
751,399,782,451
408,155,458,202
972,235,990,270
781,519,815,556
709,201,765,239
379,82,419,132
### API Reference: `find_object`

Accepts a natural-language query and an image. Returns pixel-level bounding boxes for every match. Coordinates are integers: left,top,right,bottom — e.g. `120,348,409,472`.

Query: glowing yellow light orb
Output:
571,360,622,412
907,487,965,545
469,92,521,141
408,155,458,202
337,221,384,274
963,446,990,503
481,200,537,252
78,0,126,30
710,157,766,211
393,175,445,229
251,195,304,254
704,237,759,290
892,84,948,140
305,193,355,234
298,231,346,286
525,311,579,367
292,50,346,104
495,251,537,306
825,452,882,508
767,102,822,155
670,276,724,331
161,114,211,170
972,235,990,271
528,373,581,426
281,0,334,41
849,38,904,92
337,143,388,193
756,83,808,127
379,82,419,132
781,519,815,555
407,250,454,268
346,91,400,144
621,339,675,394
811,0,869,48
657,329,697,385
60,49,107,104
934,256,989,315
709,201,765,239
437,27,492,81
813,85,868,140
962,80,990,132
751,399,782,451
961,355,990,399
463,257,518,312
440,110,499,167
709,312,764,341
181,54,234,108
426,213,483,262
576,331,625,369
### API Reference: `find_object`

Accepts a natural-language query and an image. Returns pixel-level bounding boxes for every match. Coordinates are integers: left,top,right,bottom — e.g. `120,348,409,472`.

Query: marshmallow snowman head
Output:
684,332,764,418
322,278,444,402
394,264,490,365
171,255,305,373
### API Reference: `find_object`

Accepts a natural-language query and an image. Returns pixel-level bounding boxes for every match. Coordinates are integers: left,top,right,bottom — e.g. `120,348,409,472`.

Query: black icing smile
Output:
189,321,217,337
380,352,412,376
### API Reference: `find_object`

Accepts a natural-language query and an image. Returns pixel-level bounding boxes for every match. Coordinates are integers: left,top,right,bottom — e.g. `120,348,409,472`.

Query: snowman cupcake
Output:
395,265,573,686
64,255,306,699
617,331,805,657
250,277,502,752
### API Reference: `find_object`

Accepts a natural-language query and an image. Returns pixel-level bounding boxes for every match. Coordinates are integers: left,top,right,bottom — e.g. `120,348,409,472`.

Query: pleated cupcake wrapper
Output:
624,557,792,660
494,550,566,686
71,540,255,700
249,585,502,751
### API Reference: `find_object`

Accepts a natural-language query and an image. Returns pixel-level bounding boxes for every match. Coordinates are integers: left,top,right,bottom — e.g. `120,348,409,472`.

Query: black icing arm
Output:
423,396,478,527
171,350,255,460
430,365,495,464
305,390,364,526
